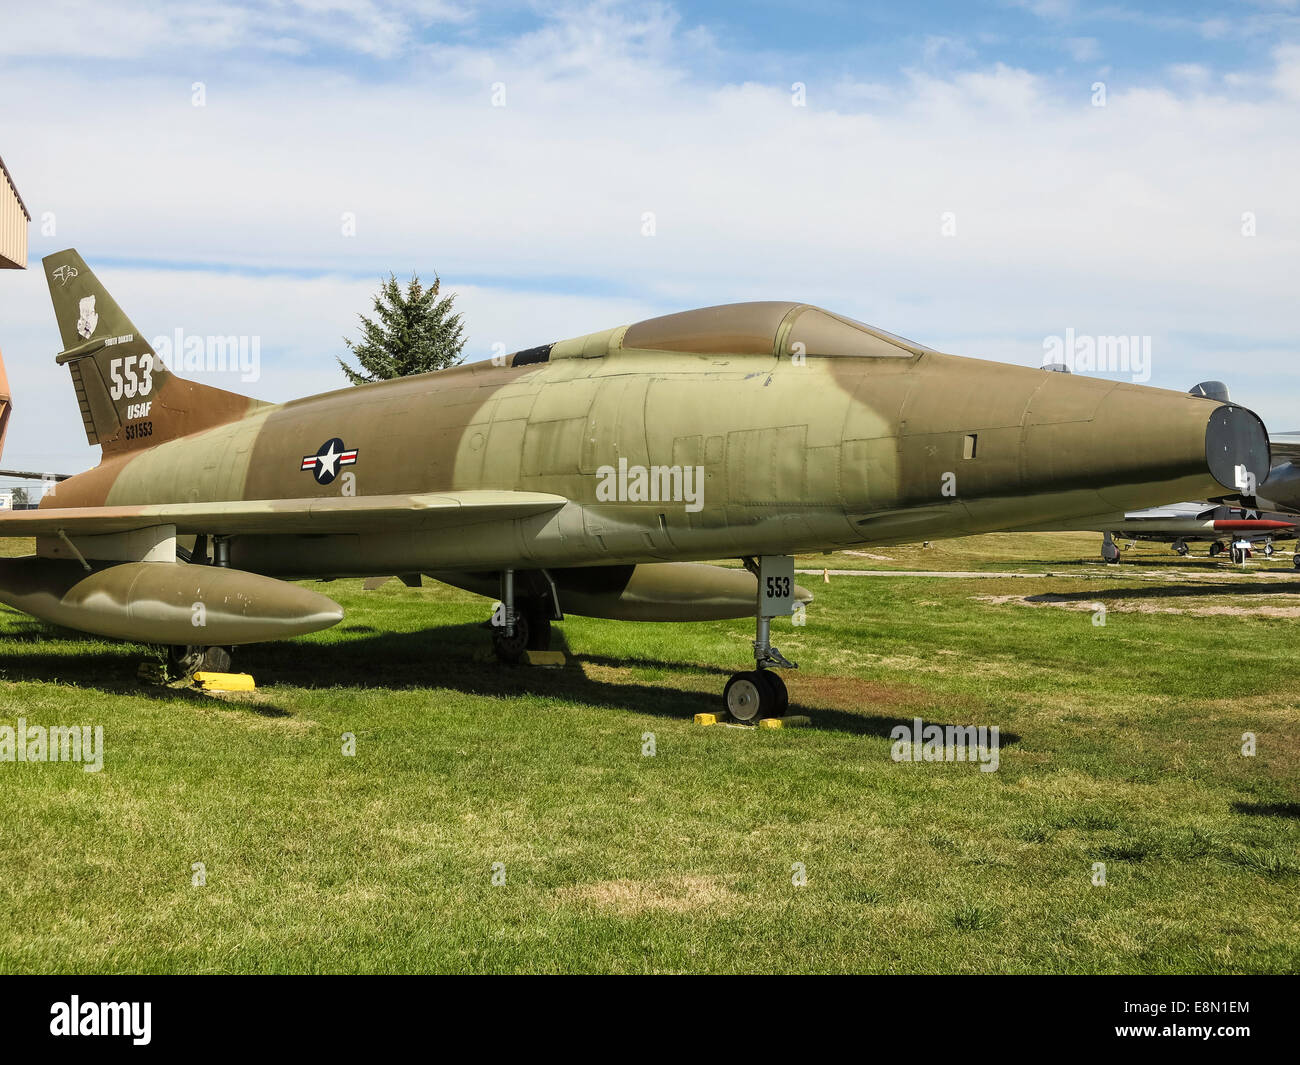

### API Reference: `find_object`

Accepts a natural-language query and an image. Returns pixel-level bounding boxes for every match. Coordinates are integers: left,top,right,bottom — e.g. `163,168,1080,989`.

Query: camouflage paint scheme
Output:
0,250,1272,645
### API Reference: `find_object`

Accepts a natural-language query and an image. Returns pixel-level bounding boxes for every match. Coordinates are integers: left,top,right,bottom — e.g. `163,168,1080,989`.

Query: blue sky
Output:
0,0,1298,476
6,2,1293,95
679,1,1294,71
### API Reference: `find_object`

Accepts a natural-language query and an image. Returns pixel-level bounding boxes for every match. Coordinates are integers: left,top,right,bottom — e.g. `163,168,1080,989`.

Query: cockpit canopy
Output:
621,301,934,359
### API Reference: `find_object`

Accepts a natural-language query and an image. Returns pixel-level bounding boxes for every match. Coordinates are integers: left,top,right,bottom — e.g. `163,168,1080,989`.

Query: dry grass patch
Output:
972,592,1300,618
556,874,737,915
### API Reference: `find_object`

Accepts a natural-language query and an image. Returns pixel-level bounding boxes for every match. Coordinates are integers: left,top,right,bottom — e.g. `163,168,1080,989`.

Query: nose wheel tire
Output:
723,669,788,722
757,669,789,717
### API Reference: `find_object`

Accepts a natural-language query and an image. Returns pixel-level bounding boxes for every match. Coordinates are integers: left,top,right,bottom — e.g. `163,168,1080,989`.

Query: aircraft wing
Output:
1115,506,1205,521
0,490,567,537
1268,432,1300,464
0,468,74,481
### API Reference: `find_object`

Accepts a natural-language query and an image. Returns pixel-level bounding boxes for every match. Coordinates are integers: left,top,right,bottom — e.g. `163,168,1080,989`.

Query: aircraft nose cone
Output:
1021,379,1271,512
1204,403,1270,492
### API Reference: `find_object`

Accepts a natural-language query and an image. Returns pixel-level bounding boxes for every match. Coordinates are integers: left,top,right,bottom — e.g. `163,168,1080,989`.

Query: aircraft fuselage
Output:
48,334,1262,579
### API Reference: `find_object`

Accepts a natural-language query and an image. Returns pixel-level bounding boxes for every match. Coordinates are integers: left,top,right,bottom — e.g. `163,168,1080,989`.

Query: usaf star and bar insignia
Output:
301,438,358,485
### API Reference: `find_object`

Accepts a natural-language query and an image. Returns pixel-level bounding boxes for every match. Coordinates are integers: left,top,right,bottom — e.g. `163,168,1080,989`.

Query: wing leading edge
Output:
0,490,568,537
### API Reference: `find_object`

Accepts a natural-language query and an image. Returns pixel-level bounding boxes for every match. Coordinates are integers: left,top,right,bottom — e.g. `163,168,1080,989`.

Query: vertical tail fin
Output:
42,249,265,454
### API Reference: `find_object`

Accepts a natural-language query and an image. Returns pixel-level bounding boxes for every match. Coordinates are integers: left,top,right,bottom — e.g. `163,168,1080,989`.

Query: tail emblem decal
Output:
301,438,358,485
76,296,98,339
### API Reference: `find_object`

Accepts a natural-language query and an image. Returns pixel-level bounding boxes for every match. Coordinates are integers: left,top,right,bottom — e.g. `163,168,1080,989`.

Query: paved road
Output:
796,568,1300,580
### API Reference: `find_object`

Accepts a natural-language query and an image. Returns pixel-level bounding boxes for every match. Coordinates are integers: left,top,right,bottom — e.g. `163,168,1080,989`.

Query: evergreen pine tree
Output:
338,273,466,384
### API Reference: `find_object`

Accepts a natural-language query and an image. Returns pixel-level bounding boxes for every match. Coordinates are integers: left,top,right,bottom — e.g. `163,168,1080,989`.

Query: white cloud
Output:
1166,62,1212,87
1009,0,1076,18
921,35,977,66
0,0,471,60
1063,36,1099,61
1272,42,1300,98
0,1,1299,470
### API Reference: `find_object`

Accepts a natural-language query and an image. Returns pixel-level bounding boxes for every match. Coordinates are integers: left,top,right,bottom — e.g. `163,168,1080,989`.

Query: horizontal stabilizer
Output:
1266,432,1300,464
0,468,73,482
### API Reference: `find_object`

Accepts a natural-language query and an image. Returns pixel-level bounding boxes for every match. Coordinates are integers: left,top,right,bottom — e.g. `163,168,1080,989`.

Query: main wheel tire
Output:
723,671,766,722
1265,543,1275,557
1209,542,1224,557
168,644,233,677
492,600,552,663
756,669,789,718
524,604,553,652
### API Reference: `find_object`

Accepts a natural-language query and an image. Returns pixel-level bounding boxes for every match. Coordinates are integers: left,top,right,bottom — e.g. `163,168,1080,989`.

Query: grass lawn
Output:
0,533,1296,973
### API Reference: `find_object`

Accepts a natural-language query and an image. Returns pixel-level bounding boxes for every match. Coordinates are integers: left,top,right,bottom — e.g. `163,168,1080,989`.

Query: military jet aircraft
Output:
1021,383,1298,564
0,250,1271,721
1244,432,1300,513
1097,502,1298,564
1134,382,1300,561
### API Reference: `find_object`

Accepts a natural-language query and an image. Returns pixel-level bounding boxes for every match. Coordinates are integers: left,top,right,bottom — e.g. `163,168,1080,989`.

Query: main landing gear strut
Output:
722,556,797,723
169,533,234,678
491,568,562,663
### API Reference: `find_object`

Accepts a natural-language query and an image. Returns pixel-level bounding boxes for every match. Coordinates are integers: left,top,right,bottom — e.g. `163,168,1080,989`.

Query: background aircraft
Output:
1015,380,1297,564
0,251,1271,721
1247,432,1300,515
1097,502,1298,565
1179,381,1300,522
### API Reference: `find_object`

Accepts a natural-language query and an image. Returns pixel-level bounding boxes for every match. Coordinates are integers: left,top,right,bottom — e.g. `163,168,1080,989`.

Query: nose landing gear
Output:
723,556,798,723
